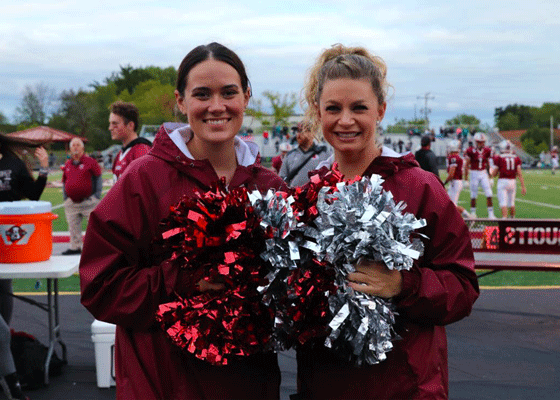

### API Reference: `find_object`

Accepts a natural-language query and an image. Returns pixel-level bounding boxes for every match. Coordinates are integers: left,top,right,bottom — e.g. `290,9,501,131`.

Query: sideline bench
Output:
467,218,560,277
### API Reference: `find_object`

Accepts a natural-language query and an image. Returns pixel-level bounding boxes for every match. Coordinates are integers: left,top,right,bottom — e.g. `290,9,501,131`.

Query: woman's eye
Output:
223,90,238,98
325,105,339,112
193,92,209,99
354,105,368,111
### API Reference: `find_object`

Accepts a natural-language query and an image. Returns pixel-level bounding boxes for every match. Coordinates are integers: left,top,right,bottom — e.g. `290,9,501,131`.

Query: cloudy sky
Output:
1,0,559,129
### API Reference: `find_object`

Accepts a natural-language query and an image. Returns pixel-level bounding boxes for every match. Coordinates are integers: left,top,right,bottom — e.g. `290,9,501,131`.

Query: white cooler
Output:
91,319,117,388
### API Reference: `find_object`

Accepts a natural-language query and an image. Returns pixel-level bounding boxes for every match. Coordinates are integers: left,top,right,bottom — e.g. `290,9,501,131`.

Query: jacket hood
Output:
148,122,263,188
317,146,420,179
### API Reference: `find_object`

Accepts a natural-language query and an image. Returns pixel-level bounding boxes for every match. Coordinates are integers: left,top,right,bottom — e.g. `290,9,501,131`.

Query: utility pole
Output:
551,116,554,150
417,92,435,130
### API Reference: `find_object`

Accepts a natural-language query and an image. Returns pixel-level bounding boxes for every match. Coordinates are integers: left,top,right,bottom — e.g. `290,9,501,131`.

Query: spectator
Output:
464,132,496,218
0,134,48,202
461,127,469,143
0,133,48,400
61,138,102,255
271,142,292,174
262,130,269,145
296,43,479,400
490,140,526,218
108,101,152,181
551,145,559,175
414,135,439,178
278,121,331,187
539,150,546,168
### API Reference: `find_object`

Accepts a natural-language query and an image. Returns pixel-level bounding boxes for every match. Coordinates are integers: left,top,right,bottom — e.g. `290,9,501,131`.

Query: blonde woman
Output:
295,44,479,399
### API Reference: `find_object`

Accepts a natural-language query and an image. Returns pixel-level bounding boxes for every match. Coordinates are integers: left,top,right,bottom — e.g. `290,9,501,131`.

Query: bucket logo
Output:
0,224,36,245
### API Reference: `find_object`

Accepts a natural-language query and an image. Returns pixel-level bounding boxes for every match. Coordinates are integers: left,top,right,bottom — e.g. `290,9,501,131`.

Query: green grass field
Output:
11,168,560,293
456,168,560,219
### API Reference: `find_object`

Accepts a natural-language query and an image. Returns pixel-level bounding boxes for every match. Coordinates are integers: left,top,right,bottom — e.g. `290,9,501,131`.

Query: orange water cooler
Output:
0,201,58,263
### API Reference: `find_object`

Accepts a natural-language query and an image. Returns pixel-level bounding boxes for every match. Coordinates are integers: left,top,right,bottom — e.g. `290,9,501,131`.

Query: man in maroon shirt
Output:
491,140,526,218
109,101,152,181
464,132,496,218
61,138,102,255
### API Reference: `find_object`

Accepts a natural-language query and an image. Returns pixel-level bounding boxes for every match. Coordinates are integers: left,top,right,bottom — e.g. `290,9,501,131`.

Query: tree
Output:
124,80,177,125
0,111,16,134
15,83,57,125
521,126,550,148
106,65,178,96
521,138,539,156
494,104,536,130
245,91,298,132
445,114,481,127
533,103,560,128
262,91,298,126
56,89,93,136
496,112,520,131
385,117,427,133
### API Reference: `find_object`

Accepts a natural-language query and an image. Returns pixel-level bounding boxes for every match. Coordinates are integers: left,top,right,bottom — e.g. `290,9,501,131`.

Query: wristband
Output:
39,167,49,176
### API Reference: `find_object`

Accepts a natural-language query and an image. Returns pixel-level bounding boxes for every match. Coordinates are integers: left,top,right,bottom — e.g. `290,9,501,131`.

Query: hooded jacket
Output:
80,123,287,400
297,147,479,400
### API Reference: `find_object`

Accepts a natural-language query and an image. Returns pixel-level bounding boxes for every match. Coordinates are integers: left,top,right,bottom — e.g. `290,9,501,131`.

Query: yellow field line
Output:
480,285,560,290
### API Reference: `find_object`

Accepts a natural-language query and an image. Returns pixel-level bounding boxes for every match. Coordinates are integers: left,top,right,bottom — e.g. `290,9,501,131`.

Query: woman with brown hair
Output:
0,133,49,202
79,43,286,400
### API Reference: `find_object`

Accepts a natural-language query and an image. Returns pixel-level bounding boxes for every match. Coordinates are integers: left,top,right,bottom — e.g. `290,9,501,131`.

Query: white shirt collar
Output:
166,124,258,167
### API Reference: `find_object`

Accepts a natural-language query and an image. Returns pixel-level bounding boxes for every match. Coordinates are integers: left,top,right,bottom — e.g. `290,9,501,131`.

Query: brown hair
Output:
176,42,251,97
0,133,46,175
109,101,139,131
302,44,391,133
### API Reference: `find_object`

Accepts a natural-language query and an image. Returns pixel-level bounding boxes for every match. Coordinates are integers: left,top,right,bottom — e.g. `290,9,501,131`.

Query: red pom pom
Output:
155,179,274,365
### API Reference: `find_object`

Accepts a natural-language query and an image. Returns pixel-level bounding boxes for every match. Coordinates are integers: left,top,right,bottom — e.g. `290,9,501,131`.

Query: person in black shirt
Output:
0,134,49,202
414,135,439,178
0,133,49,400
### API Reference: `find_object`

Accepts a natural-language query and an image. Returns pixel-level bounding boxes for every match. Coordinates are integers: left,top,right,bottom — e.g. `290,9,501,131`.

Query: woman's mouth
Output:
205,118,230,125
335,132,360,139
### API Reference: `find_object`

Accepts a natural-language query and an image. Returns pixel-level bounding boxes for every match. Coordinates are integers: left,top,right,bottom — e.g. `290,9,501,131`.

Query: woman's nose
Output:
208,96,226,112
338,110,354,126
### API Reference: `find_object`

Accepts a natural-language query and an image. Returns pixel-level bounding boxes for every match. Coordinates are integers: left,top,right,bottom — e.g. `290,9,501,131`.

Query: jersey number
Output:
505,157,515,170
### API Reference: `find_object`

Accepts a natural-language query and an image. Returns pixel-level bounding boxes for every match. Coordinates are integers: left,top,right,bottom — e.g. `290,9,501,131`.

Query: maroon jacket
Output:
297,150,479,399
80,124,287,400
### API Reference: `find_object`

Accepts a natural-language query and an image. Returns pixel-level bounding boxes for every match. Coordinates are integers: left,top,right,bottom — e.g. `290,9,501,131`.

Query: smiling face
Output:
175,58,250,154
317,78,386,161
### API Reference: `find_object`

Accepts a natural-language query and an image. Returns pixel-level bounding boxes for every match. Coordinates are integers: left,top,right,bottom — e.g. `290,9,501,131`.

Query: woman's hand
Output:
35,146,49,168
346,258,403,299
196,278,225,292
